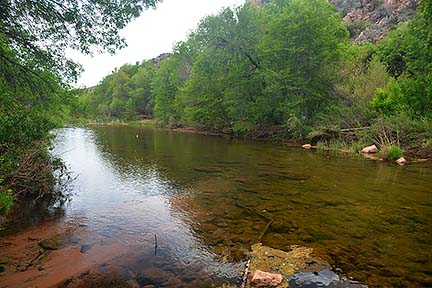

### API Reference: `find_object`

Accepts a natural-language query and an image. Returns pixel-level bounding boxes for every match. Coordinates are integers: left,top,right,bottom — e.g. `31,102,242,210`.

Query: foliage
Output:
334,45,388,127
375,0,432,117
0,189,13,216
0,178,13,215
0,0,159,83
70,0,430,160
363,114,432,149
0,0,160,216
371,78,404,115
379,145,404,160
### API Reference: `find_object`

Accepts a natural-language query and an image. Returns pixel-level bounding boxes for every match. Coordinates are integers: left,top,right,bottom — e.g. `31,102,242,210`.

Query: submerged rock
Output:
248,270,283,287
136,268,172,286
39,235,66,250
288,270,367,288
360,145,378,153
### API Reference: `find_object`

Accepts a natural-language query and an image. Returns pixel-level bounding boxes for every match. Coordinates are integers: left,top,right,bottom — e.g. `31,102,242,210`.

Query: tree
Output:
260,0,349,124
375,0,432,116
130,62,157,116
0,0,159,86
0,0,160,214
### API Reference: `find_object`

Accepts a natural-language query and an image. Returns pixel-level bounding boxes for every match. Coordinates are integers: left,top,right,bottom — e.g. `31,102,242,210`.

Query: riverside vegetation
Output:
0,0,160,219
69,0,432,161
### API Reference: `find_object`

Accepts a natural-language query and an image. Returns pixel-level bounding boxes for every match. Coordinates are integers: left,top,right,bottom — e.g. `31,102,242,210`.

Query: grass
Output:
316,141,327,150
350,143,364,153
329,139,348,150
378,145,404,160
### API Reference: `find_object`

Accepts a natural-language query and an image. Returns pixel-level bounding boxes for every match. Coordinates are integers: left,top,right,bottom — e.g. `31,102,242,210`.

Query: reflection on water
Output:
2,126,431,287
51,127,243,286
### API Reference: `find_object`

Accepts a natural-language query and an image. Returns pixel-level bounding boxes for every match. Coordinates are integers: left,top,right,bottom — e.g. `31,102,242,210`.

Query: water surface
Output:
3,126,432,287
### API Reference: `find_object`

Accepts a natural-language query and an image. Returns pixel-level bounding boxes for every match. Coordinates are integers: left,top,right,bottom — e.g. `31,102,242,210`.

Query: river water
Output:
1,126,431,287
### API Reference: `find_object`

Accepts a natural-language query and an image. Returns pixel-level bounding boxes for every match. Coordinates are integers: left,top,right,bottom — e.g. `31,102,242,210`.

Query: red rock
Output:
396,157,407,165
361,144,378,153
248,270,283,287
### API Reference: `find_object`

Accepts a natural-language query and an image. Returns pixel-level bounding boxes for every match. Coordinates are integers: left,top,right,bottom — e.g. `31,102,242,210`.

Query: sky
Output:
68,0,245,88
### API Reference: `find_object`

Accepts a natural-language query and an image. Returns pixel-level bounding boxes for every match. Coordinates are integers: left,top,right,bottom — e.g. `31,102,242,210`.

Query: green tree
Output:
130,62,157,116
376,0,432,116
260,0,349,125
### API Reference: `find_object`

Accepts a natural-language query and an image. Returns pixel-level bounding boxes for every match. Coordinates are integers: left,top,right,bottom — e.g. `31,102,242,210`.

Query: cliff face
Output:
247,0,419,42
330,0,419,42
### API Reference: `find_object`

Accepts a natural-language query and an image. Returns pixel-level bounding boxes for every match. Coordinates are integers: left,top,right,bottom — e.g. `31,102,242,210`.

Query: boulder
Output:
302,144,312,150
248,270,283,288
361,145,378,153
395,157,408,165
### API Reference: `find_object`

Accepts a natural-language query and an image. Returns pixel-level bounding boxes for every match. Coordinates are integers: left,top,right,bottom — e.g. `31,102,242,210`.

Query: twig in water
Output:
154,234,158,255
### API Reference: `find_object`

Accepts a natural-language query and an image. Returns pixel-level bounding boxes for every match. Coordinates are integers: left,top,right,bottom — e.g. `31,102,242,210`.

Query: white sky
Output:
68,0,245,88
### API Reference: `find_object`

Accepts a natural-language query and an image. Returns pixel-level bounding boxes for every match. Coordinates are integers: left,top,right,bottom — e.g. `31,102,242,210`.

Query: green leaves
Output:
0,0,160,83
374,0,432,117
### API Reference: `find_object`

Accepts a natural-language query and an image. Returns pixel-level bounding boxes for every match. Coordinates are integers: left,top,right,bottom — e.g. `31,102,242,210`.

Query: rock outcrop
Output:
330,0,419,42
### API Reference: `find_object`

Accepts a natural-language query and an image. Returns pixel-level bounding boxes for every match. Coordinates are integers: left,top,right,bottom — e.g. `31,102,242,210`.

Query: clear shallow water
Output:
13,126,432,287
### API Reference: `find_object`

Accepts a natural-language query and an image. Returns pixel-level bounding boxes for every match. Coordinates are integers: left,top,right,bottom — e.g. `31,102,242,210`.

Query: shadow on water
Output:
1,126,431,287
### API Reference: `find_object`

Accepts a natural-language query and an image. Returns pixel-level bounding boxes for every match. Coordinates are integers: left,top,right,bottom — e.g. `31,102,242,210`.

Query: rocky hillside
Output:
248,0,419,42
329,0,419,42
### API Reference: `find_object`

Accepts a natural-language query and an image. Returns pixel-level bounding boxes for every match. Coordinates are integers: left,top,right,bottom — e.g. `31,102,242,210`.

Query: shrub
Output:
379,145,403,160
231,122,252,136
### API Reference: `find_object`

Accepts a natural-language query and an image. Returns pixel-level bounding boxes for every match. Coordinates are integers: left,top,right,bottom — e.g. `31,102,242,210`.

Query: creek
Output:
0,126,431,287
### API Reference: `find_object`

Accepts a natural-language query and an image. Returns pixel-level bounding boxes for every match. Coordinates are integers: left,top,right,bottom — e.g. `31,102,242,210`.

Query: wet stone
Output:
39,235,67,250
288,270,368,288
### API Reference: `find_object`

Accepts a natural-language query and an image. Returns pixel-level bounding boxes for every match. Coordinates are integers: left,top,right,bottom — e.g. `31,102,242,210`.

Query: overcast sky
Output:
68,0,245,88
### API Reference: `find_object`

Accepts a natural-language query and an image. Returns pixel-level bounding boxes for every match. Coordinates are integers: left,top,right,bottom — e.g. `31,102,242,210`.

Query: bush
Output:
231,122,252,136
379,145,403,160
364,115,432,148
